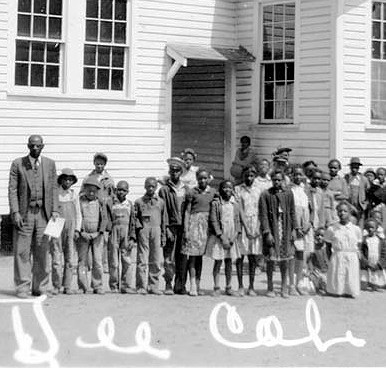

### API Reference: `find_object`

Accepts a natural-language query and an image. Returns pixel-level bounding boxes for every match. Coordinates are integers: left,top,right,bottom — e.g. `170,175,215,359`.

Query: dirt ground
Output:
0,254,385,367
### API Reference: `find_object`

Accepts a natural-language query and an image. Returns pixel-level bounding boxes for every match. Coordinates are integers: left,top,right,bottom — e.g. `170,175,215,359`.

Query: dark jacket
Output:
158,180,189,227
8,155,58,221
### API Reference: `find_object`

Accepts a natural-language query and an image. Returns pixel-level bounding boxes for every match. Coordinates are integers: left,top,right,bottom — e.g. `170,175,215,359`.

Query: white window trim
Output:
7,0,136,102
253,0,300,127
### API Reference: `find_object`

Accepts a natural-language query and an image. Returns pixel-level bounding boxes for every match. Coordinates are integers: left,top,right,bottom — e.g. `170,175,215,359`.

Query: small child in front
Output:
360,219,386,291
78,177,108,294
135,177,167,295
108,180,136,294
51,168,81,295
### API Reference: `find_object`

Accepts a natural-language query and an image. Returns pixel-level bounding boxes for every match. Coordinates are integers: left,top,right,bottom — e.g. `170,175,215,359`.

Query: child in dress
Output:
235,165,261,296
289,165,313,295
253,158,271,193
182,168,216,296
324,201,362,298
307,228,328,295
320,172,336,225
108,181,136,294
51,168,81,295
78,177,108,294
206,180,244,296
360,219,386,291
135,177,167,295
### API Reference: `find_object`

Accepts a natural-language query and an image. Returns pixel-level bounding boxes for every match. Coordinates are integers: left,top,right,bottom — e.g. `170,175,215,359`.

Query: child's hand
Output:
166,228,175,243
265,233,274,247
74,230,80,241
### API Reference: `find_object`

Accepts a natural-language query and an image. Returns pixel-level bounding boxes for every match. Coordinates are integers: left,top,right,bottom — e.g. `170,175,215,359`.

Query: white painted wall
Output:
0,0,237,214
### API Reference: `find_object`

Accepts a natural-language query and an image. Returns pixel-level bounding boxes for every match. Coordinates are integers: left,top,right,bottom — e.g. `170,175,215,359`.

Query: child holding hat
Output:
50,168,81,295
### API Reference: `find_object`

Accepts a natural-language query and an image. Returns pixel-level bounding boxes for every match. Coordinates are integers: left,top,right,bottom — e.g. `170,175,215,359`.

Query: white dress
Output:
324,222,361,297
360,236,386,287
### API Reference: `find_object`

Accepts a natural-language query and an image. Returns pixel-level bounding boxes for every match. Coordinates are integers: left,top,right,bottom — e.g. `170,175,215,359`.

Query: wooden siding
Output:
340,0,386,170
235,0,333,167
0,0,237,214
172,61,225,180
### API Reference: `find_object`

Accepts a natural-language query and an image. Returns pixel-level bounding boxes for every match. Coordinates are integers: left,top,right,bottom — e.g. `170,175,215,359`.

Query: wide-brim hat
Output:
57,168,78,185
273,156,288,164
348,157,362,166
93,152,108,163
83,176,102,189
166,157,187,173
275,147,292,156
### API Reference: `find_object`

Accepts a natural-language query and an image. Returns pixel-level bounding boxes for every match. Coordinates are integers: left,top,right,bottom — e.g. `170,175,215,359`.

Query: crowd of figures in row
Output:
8,135,386,299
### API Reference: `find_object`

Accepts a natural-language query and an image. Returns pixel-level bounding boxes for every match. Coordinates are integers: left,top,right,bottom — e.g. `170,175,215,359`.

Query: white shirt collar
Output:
29,155,41,165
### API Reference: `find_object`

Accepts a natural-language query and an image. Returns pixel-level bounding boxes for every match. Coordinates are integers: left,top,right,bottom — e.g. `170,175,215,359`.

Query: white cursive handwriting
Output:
0,295,59,368
209,298,366,352
76,316,171,360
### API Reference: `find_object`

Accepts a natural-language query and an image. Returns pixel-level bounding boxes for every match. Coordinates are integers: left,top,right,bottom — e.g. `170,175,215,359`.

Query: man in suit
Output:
9,135,59,298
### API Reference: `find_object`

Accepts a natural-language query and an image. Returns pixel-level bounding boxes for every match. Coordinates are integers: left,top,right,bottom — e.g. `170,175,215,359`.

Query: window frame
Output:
256,0,299,126
7,0,136,101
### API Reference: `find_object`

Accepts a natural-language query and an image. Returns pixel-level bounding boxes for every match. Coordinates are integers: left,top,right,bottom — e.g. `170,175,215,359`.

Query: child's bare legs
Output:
236,256,244,295
279,260,289,298
224,258,233,295
266,260,275,296
187,256,198,296
248,254,258,295
288,258,299,296
295,251,305,294
195,256,204,295
213,260,222,295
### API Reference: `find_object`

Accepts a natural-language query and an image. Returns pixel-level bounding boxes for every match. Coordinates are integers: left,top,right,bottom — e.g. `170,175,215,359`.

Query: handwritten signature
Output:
209,298,366,352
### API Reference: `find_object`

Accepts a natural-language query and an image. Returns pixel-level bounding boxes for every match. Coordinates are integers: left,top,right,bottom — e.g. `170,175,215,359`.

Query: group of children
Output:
49,147,386,298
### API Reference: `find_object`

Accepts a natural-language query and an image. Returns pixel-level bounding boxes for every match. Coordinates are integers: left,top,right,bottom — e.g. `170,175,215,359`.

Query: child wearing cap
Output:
81,152,114,273
78,177,108,294
108,180,136,294
50,168,82,295
135,177,167,295
158,157,190,295
344,157,370,227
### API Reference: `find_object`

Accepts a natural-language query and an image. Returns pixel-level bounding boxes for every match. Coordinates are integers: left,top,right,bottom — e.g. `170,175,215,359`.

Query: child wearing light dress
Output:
360,219,386,291
206,180,247,296
182,168,216,296
324,201,362,298
234,165,262,296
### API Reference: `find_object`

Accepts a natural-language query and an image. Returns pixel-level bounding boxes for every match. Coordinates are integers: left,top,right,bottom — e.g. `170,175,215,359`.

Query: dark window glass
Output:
112,47,124,67
31,64,44,86
373,21,381,39
264,83,274,100
98,46,110,66
97,68,109,89
275,63,285,81
274,4,284,22
46,65,59,87
84,45,97,65
101,0,113,19
373,40,381,59
265,64,274,81
100,21,112,42
31,42,45,62
264,102,274,119
86,20,98,41
84,67,96,89
46,42,60,63
111,69,123,90
263,42,272,61
86,0,99,18
114,22,126,43
115,0,127,20
48,17,61,38
15,63,29,85
18,0,32,13
34,0,47,14
33,15,46,37
16,40,30,61
49,0,62,15
373,2,381,19
18,14,31,36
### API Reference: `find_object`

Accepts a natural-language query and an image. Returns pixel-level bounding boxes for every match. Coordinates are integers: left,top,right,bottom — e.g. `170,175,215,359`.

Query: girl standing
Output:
289,165,313,295
206,180,245,296
180,148,199,189
324,201,362,298
234,165,262,296
182,168,216,296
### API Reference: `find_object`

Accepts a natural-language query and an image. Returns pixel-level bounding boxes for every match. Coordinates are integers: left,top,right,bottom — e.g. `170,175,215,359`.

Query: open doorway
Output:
171,60,225,182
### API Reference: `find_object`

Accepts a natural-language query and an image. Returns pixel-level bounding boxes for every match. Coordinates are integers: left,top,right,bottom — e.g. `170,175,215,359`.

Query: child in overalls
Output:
108,180,136,293
51,168,81,295
78,177,108,294
135,177,167,295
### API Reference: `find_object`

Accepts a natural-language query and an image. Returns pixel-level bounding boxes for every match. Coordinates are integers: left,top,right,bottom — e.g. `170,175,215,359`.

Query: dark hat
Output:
275,147,292,155
273,156,288,164
93,152,108,163
166,157,186,173
57,168,78,185
181,148,197,159
348,157,363,166
364,168,376,176
83,176,102,189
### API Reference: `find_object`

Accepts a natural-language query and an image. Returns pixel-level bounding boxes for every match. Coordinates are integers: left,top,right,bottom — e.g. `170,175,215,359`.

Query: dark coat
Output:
8,155,58,221
258,187,298,258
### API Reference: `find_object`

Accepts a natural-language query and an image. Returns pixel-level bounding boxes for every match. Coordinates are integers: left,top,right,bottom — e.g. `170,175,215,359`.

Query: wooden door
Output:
171,60,225,182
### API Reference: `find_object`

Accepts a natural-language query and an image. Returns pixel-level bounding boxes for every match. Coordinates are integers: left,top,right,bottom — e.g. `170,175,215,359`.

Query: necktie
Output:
34,159,39,171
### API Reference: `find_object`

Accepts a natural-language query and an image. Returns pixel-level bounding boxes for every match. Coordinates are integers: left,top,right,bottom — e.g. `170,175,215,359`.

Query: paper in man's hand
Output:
43,218,65,239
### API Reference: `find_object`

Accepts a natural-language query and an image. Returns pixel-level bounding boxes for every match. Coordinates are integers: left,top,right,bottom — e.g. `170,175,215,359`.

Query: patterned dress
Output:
235,183,262,255
324,222,361,297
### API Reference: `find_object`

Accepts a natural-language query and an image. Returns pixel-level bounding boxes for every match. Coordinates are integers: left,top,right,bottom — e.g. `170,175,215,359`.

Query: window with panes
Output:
372,1,386,121
261,3,295,123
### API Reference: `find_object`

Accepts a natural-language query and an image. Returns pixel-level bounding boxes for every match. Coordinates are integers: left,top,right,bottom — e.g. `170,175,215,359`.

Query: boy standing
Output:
109,180,136,294
159,157,189,295
135,177,167,295
78,177,108,294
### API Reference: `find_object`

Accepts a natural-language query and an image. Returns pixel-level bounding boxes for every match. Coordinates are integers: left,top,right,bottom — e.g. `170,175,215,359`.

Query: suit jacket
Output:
344,173,369,211
8,155,58,221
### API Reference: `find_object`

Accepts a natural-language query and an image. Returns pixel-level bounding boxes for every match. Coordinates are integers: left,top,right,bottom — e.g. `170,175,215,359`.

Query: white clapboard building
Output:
0,0,384,216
